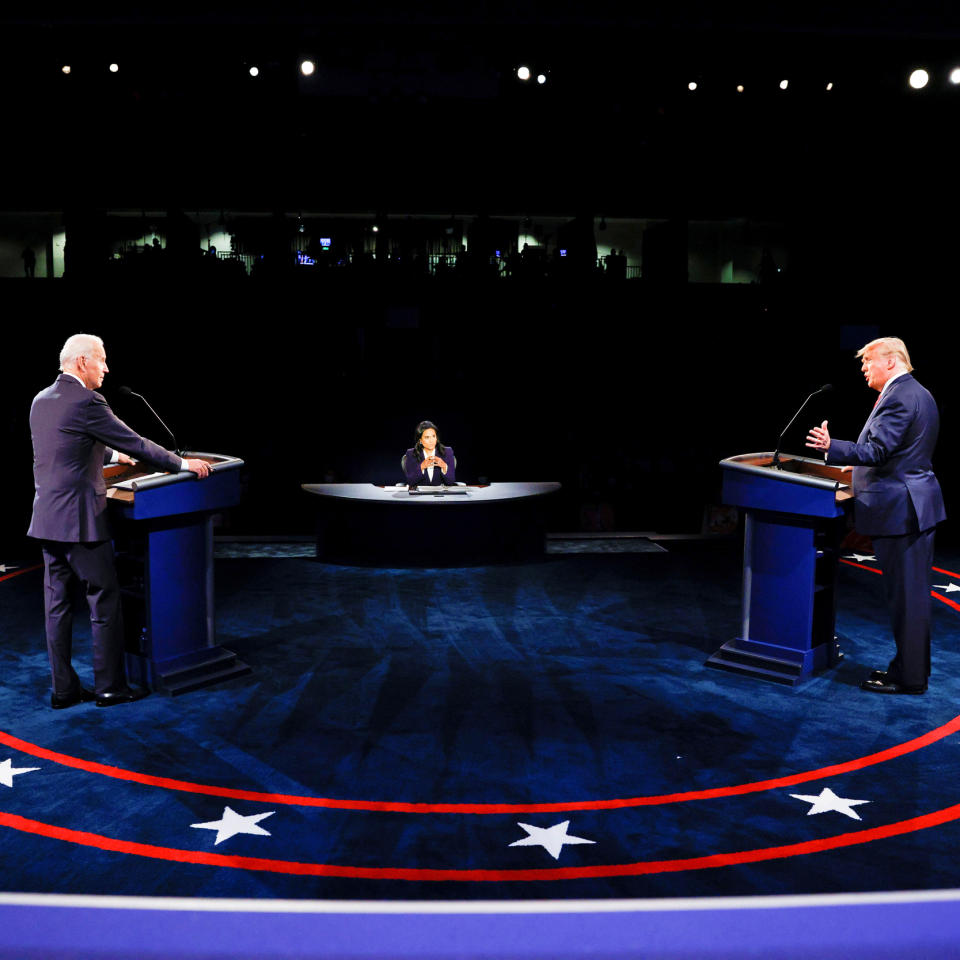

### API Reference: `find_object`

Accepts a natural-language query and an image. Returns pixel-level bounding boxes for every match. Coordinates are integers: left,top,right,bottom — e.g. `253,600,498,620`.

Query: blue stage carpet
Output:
2,542,960,905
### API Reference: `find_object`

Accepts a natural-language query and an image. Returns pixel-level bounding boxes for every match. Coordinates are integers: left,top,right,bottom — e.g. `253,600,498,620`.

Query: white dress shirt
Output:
878,369,908,400
421,448,448,482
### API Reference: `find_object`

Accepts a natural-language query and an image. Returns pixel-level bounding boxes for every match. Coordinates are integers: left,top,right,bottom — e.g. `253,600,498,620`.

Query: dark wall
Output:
4,10,959,566
5,272,957,559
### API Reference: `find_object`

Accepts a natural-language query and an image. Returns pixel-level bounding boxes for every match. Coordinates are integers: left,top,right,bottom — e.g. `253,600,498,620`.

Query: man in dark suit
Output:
806,337,946,694
28,334,211,708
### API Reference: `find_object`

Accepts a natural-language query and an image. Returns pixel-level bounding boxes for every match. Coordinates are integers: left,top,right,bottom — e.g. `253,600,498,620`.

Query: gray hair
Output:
59,333,104,371
856,336,913,373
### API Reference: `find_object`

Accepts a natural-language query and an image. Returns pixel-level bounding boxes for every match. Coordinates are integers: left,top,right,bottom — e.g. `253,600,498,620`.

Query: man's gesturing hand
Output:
805,420,831,452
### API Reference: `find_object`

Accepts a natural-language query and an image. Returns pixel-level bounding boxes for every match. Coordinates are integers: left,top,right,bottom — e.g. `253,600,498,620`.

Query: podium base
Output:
126,646,251,696
706,638,842,686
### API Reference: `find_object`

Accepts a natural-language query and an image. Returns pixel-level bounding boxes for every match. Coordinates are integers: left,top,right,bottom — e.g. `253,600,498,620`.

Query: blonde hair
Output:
856,337,913,373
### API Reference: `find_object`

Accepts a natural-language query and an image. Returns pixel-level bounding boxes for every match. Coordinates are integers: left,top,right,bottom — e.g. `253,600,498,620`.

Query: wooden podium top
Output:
105,452,243,503
720,452,853,502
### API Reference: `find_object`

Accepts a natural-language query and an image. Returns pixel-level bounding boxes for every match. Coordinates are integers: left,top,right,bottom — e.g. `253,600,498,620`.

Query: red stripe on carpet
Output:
3,713,960,815
3,803,960,881
838,558,960,609
0,565,41,583
839,559,881,574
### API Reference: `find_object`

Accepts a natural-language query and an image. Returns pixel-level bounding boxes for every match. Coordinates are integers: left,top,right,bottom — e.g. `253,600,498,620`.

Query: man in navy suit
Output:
806,337,946,694
28,334,211,708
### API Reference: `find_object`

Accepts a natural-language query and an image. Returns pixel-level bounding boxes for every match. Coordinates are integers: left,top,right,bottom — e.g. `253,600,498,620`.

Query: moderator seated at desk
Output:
403,419,455,487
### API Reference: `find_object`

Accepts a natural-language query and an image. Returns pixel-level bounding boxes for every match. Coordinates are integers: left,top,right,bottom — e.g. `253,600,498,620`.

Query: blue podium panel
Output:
121,469,242,520
143,520,210,661
721,466,844,519
746,515,817,656
107,452,249,695
707,453,852,685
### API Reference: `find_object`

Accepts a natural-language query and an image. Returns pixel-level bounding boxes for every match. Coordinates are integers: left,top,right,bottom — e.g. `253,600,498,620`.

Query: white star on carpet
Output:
934,583,960,593
509,821,596,860
0,758,40,788
843,553,876,563
191,806,275,845
790,787,870,821
0,564,19,574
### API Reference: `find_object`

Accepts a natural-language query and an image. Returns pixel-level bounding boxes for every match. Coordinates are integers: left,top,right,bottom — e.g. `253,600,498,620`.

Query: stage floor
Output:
2,541,960,954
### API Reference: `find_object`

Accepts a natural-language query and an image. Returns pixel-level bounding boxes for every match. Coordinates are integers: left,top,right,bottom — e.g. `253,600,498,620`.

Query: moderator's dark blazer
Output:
827,373,946,536
403,446,456,486
28,374,183,542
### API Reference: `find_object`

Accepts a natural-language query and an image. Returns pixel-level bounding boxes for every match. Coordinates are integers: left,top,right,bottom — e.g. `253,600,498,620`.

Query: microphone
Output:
117,386,181,455
772,384,832,469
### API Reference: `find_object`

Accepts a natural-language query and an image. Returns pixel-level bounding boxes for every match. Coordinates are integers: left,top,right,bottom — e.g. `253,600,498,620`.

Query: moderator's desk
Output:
301,482,561,564
105,451,250,694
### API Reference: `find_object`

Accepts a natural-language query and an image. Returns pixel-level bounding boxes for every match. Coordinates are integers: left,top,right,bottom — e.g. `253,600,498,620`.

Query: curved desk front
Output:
301,482,561,564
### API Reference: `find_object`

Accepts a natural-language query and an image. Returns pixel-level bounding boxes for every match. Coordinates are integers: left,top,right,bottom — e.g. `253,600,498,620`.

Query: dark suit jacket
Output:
827,373,946,536
403,446,456,486
28,374,183,542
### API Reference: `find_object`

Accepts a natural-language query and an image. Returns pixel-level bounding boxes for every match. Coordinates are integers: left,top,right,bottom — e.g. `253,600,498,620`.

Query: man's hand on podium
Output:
185,458,212,478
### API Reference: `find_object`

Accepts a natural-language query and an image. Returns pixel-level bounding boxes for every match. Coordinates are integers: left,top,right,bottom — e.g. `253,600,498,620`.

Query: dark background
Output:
3,2,959,553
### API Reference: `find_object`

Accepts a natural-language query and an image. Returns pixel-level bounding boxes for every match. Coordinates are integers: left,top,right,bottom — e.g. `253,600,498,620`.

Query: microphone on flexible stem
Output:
117,386,182,455
771,383,832,469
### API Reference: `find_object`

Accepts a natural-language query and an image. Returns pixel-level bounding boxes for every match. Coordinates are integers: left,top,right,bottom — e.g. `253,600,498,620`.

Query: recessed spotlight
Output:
950,67,960,85
61,65,71,75
109,63,119,73
537,73,546,85
300,60,315,76
517,66,531,81
826,82,834,91
779,79,789,90
909,68,929,89
688,81,697,91
736,84,744,93
249,66,260,77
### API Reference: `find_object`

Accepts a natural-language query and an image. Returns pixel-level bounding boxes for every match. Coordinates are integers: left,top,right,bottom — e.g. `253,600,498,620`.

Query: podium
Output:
105,452,250,695
706,452,853,685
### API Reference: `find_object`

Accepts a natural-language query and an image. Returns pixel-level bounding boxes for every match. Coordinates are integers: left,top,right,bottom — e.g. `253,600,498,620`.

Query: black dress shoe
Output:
95,687,148,707
869,670,889,683
860,678,927,695
51,687,96,710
